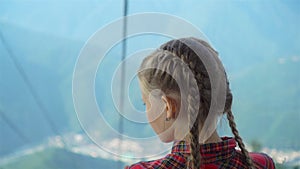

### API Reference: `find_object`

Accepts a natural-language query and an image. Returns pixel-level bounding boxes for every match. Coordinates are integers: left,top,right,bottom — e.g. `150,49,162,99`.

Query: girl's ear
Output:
161,95,177,120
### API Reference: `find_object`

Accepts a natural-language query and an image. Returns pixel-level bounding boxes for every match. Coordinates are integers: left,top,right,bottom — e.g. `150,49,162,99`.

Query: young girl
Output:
126,37,275,169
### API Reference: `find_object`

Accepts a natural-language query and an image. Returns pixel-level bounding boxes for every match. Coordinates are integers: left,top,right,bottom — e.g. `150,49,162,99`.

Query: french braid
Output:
161,40,205,169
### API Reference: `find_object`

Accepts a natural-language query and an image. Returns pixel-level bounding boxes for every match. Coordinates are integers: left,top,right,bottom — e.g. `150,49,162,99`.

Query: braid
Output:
227,110,254,168
179,53,202,169
182,57,202,169
187,115,201,169
168,48,203,169
161,39,213,169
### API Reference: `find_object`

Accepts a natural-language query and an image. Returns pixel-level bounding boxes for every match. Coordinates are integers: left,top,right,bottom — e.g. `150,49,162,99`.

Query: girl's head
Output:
137,37,253,168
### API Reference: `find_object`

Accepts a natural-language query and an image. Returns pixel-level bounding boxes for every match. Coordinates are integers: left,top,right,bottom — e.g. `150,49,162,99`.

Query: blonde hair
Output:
138,37,253,169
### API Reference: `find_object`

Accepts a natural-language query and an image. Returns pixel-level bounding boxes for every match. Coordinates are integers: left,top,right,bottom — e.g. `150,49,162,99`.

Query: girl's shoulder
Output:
125,152,276,169
249,152,276,169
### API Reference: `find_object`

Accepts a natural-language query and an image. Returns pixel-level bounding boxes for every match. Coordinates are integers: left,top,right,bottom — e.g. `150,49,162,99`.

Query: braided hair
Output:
138,37,254,169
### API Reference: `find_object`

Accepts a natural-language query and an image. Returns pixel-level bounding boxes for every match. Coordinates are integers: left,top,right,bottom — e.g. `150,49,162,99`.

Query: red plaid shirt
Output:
125,137,275,169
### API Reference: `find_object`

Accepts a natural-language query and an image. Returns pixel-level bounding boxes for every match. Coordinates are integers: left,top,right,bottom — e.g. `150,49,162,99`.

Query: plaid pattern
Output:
125,137,275,169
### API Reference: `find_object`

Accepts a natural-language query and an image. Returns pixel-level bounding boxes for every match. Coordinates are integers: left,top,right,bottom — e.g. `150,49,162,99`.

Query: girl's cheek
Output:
146,108,156,123
146,102,164,123
146,109,163,135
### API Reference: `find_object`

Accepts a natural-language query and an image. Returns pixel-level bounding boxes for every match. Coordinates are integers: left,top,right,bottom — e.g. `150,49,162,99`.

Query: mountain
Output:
1,147,123,169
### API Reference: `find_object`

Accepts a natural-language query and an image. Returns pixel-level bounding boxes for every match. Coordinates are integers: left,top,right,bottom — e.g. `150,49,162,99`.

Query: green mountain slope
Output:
2,148,123,169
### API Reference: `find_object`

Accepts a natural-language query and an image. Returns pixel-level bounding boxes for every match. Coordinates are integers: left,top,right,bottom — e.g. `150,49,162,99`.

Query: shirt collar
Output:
171,137,236,163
